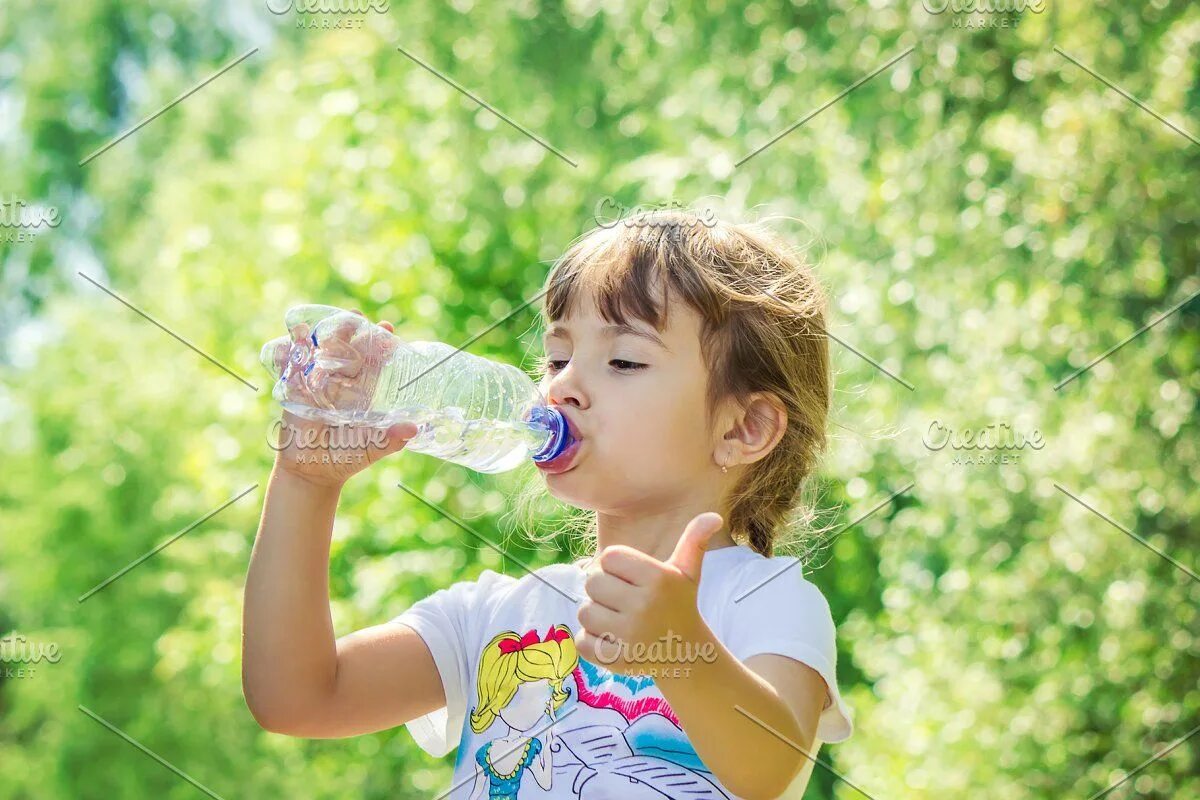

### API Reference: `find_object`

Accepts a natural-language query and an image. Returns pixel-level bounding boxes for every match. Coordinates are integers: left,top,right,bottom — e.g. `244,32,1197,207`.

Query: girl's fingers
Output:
332,318,358,343
583,571,635,613
377,424,418,457
388,422,420,444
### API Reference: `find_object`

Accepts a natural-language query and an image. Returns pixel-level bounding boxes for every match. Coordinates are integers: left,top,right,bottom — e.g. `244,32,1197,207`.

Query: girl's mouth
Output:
535,438,582,474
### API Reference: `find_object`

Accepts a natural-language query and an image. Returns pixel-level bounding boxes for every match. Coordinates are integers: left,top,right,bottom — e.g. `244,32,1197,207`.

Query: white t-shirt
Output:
391,544,854,800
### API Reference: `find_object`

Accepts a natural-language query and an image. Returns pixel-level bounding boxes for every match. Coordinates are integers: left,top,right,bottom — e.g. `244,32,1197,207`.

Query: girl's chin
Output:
543,481,604,511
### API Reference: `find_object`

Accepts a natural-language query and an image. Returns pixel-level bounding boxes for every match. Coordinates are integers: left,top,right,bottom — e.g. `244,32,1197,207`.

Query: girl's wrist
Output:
654,609,714,676
272,457,346,495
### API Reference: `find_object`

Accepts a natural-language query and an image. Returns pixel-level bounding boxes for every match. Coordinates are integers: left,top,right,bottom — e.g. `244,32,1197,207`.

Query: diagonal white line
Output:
735,482,914,603
77,272,259,392
397,44,578,167
79,48,258,166
826,329,916,391
434,706,581,800
79,706,228,799
1054,46,1199,147
758,285,915,391
1085,719,1200,800
397,480,579,603
736,46,915,167
1054,483,1199,585
389,286,551,397
79,485,259,602
733,705,880,799
1054,287,1200,390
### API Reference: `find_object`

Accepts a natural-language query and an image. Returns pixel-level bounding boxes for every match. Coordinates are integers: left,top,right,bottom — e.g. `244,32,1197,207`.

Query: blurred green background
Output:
1,1,1198,798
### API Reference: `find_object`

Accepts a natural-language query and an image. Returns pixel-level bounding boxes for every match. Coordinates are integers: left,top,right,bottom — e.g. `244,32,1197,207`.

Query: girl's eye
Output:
539,357,646,373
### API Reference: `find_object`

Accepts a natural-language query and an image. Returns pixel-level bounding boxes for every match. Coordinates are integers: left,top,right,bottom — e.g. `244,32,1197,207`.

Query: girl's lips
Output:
535,438,582,474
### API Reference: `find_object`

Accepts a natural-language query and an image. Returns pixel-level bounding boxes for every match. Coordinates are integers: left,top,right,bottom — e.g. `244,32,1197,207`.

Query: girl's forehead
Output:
546,288,700,344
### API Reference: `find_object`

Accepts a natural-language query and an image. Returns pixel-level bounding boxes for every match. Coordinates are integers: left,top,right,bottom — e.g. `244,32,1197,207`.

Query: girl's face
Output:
537,288,723,514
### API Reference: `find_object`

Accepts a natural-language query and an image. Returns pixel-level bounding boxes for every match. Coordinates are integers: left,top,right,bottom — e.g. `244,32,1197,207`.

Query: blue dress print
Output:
475,736,543,799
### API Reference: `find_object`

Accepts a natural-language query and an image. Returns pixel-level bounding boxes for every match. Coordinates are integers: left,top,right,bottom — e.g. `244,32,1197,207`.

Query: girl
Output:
243,209,855,800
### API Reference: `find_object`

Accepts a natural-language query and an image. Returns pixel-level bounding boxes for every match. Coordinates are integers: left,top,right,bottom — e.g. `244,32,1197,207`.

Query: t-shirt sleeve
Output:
389,568,513,757
723,558,855,744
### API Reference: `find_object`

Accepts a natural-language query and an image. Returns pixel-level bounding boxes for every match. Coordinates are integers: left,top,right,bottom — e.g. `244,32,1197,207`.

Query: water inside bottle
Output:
278,399,554,473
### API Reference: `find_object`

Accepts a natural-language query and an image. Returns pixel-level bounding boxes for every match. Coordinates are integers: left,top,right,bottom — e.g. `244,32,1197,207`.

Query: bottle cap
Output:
528,405,575,462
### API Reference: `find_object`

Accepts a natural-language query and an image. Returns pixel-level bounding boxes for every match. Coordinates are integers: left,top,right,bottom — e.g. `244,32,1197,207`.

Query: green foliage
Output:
2,1,1198,798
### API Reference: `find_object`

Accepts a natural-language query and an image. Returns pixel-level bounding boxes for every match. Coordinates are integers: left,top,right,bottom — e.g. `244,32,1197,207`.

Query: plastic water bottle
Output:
259,304,576,473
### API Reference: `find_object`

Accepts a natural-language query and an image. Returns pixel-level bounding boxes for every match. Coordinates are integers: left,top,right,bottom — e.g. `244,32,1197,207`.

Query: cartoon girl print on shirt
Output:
467,625,579,800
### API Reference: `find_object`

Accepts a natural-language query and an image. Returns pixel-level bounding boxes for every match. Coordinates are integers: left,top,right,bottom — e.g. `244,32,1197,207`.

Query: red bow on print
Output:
497,625,571,654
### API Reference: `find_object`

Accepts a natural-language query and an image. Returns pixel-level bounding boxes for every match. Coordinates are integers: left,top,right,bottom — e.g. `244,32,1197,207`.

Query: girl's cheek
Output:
622,409,661,441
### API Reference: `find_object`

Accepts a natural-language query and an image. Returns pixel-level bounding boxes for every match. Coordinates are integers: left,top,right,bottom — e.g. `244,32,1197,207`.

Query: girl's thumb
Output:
387,422,420,449
667,512,724,581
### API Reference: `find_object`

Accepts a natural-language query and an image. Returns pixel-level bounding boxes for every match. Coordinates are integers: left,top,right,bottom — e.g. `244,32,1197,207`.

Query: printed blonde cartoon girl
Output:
468,625,579,799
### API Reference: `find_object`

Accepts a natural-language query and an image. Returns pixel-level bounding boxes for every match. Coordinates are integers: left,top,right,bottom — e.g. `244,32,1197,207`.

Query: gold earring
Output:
721,461,728,474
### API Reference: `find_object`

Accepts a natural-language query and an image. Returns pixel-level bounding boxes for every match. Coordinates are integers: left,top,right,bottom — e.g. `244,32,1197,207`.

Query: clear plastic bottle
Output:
260,304,575,473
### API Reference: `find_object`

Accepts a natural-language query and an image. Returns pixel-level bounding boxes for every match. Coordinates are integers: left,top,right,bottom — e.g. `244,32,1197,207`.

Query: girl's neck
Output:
594,504,738,562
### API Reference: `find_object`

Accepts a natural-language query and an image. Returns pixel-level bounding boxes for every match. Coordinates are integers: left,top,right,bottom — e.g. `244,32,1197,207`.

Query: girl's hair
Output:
504,207,831,560
470,625,579,733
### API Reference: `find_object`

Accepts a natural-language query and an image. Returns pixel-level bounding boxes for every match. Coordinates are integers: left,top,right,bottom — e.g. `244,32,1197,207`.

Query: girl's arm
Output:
242,463,447,737
653,627,826,800
243,311,450,738
574,515,829,799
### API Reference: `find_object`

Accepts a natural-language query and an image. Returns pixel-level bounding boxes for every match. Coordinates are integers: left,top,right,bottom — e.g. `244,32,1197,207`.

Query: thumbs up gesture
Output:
576,512,724,675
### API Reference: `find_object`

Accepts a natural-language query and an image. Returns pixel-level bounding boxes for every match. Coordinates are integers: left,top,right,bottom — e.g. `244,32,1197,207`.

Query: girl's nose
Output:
545,362,587,409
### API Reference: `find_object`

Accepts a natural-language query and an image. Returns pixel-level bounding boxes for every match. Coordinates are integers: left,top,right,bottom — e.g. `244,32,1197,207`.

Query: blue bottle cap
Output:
528,405,576,463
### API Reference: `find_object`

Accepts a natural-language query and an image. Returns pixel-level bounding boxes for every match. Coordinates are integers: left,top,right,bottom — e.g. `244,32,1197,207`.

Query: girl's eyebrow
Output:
543,322,670,351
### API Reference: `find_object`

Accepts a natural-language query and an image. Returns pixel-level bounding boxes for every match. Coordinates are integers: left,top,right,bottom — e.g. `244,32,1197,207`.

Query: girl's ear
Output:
720,391,788,468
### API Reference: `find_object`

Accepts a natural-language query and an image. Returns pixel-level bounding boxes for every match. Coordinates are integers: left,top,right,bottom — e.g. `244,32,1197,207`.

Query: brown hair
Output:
503,208,831,559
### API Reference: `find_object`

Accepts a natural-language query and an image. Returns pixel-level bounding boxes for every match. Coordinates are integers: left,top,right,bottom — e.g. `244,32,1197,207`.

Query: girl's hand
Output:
273,309,400,413
575,512,725,675
271,311,418,490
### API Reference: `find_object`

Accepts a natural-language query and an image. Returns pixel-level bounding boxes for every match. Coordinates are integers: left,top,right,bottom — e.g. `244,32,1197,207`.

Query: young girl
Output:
243,210,855,800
